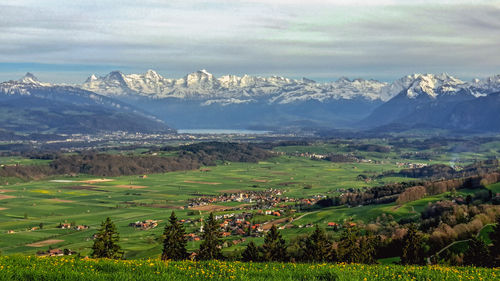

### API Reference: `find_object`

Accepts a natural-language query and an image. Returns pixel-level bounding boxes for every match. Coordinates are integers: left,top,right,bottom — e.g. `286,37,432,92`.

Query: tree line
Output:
90,212,500,267
316,171,500,208
0,142,272,180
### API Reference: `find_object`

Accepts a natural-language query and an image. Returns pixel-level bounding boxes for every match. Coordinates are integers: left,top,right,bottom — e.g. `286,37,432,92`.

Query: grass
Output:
0,256,497,281
0,140,498,258
0,156,51,166
487,182,500,194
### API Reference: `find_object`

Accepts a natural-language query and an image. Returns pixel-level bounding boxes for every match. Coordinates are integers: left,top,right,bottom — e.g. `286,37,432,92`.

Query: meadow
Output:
0,256,497,281
0,139,498,259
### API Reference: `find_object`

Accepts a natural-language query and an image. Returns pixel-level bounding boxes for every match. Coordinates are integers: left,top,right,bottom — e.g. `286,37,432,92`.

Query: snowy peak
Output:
80,70,394,103
19,72,42,85
388,73,466,99
85,74,98,83
469,74,500,95
184,69,218,88
144,69,161,80
104,71,126,83
79,70,500,105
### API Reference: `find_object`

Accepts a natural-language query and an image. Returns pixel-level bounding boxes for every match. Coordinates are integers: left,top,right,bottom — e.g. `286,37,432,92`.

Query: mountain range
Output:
1,70,499,136
80,70,500,131
0,73,174,137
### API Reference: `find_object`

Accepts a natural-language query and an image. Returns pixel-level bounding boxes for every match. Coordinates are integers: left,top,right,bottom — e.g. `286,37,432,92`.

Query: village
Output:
187,188,326,210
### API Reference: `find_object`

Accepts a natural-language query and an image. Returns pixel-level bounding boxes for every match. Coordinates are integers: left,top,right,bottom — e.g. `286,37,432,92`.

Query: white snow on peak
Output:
80,70,391,103
77,70,500,105
469,74,500,96
383,73,466,99
0,73,52,96
18,72,50,86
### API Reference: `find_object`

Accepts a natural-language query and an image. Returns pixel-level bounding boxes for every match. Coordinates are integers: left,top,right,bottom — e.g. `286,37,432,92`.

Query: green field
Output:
0,140,499,259
0,256,497,281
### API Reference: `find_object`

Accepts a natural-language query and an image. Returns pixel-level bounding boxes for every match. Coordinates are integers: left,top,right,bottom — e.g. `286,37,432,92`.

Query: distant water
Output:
178,129,270,134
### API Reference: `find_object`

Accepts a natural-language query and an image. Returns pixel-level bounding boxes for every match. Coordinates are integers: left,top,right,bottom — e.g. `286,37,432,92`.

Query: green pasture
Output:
0,139,498,258
0,256,497,281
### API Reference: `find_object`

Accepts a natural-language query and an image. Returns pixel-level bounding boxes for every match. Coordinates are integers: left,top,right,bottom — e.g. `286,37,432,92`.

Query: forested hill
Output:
0,142,272,180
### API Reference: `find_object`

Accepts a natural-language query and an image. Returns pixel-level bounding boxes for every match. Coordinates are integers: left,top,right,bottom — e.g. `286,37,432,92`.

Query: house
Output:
7,230,14,234
75,225,89,231
139,175,148,179
59,223,71,229
129,220,158,230
37,248,76,257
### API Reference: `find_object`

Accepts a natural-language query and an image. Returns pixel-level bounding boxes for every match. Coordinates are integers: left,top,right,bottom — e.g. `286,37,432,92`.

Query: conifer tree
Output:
337,226,361,263
489,216,500,267
303,225,332,262
198,212,222,260
161,211,188,261
401,224,425,265
358,235,378,264
463,237,490,267
91,217,123,259
242,241,260,262
261,225,288,262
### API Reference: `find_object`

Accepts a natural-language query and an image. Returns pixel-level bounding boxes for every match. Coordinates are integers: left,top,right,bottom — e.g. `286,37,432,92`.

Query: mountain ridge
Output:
0,73,175,135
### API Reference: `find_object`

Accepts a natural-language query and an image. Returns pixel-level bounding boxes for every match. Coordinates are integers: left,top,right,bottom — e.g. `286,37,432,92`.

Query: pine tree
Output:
401,224,425,265
358,235,378,264
261,225,288,262
303,225,332,262
463,237,490,267
161,211,188,261
489,216,500,266
198,212,222,260
242,241,260,262
91,217,123,259
337,226,361,263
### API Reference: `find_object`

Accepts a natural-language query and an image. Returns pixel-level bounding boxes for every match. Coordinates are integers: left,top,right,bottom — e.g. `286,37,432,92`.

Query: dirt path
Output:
27,239,64,247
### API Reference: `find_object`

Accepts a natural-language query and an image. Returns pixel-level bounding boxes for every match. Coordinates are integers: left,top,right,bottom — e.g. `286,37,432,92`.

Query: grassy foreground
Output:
0,256,497,281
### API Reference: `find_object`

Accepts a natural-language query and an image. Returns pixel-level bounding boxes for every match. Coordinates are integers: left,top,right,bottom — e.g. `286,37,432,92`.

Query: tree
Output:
242,241,260,262
463,237,490,267
198,212,222,260
303,225,332,262
161,211,188,261
261,225,288,262
91,217,123,259
401,224,425,265
337,226,361,263
358,235,379,264
489,216,500,266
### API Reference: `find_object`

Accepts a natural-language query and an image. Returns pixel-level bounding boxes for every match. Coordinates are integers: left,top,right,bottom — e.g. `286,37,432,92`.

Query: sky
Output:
0,0,499,83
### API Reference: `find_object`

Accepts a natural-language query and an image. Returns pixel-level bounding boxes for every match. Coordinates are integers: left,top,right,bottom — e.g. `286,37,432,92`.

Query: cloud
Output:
0,0,499,82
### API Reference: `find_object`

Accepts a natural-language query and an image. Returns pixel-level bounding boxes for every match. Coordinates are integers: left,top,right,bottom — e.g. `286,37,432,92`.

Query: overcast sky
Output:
0,0,499,83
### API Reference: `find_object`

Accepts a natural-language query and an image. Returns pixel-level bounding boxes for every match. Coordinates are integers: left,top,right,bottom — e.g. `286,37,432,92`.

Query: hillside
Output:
362,74,500,132
0,74,174,135
80,70,392,129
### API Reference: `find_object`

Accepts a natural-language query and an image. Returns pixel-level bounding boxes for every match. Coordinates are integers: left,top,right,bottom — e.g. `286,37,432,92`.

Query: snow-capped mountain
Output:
81,69,391,104
362,73,500,131
78,70,500,130
3,71,500,133
381,73,467,99
469,74,500,96
0,74,174,134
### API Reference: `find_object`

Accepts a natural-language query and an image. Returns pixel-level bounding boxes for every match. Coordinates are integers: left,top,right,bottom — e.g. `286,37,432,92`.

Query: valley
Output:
0,136,499,266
